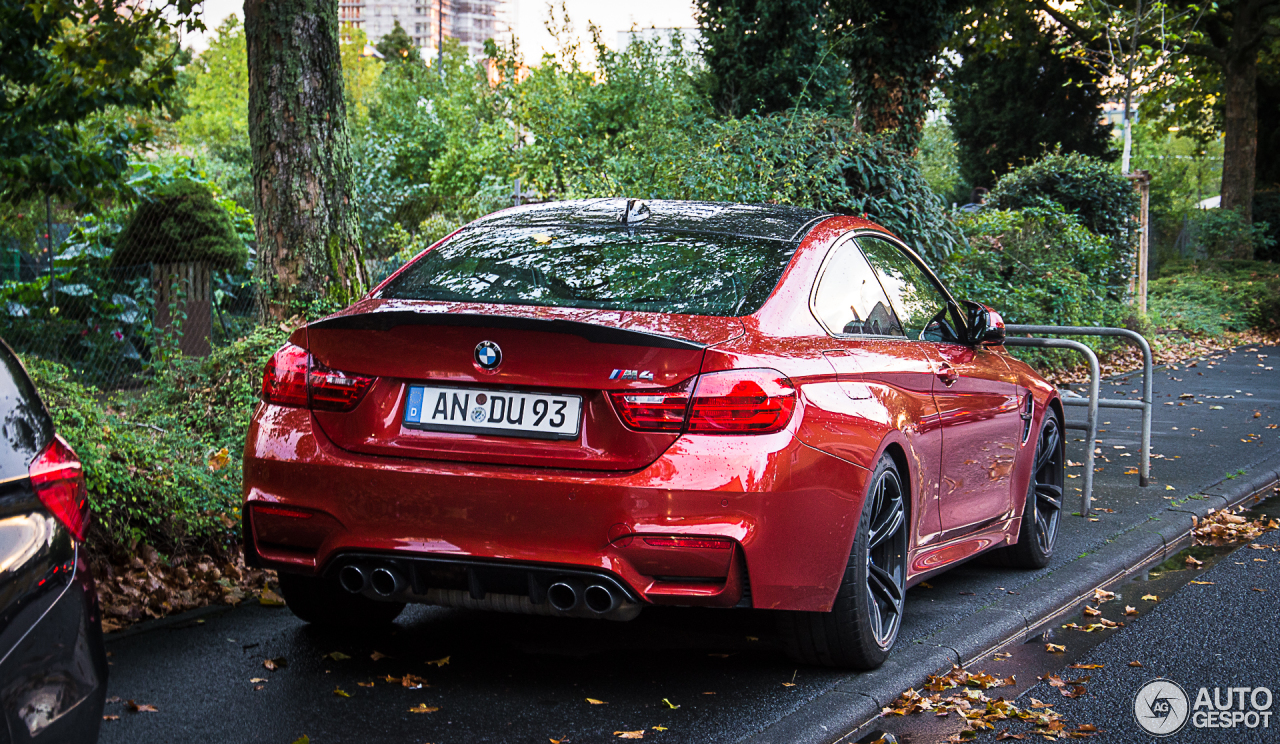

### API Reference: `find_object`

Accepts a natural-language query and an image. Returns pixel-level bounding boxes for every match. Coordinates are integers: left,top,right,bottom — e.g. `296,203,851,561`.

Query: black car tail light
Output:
30,435,90,541
262,343,374,413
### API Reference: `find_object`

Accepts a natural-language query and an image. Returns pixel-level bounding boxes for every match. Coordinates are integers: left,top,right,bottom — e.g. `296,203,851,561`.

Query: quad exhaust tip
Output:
370,566,408,597
339,565,368,594
547,579,583,611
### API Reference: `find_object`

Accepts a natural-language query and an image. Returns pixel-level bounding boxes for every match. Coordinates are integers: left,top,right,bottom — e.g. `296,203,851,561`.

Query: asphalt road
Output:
99,345,1280,744
999,519,1280,743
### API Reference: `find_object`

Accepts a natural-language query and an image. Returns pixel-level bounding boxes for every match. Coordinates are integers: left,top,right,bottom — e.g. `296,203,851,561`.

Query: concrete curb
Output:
103,603,235,644
738,450,1280,744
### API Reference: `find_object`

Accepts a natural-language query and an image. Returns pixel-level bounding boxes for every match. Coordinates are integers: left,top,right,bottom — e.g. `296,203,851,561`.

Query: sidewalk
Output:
742,343,1280,744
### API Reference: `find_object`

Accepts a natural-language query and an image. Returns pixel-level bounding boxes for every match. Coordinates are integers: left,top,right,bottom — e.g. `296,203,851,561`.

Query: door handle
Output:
937,363,958,387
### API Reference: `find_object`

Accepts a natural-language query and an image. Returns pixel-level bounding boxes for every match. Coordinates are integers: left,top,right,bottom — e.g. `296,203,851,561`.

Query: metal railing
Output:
1003,325,1154,514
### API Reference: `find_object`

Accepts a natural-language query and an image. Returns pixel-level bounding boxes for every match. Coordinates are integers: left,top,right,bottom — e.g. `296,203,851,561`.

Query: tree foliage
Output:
0,0,201,205
946,7,1114,189
695,0,848,117
375,19,421,65
114,179,248,270
828,0,967,152
179,15,248,150
988,151,1140,282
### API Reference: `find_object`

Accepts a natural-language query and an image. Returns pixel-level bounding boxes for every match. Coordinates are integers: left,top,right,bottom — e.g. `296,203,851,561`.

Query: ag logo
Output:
1134,678,1190,736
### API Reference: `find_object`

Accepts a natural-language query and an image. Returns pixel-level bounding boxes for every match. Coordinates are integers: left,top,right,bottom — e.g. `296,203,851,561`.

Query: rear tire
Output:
777,454,907,669
278,572,406,627
990,409,1064,569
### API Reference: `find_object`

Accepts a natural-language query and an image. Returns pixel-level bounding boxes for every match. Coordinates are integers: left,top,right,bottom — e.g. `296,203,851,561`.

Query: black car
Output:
0,343,107,743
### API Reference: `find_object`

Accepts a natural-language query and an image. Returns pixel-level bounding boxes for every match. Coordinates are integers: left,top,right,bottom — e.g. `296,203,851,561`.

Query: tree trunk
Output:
1220,44,1258,230
244,0,366,322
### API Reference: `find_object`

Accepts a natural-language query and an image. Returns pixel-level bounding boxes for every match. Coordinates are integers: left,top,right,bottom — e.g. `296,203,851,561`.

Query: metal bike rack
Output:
1002,325,1154,515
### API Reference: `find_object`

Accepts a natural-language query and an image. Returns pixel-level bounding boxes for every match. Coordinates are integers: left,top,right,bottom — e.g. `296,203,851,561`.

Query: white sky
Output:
182,0,697,58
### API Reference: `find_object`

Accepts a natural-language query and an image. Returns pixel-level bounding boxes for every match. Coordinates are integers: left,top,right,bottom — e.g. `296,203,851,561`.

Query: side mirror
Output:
963,301,1005,345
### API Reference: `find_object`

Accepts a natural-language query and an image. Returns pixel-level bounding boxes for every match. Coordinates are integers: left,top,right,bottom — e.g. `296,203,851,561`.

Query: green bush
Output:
22,322,289,556
1149,259,1280,335
942,207,1125,329
114,178,249,270
989,152,1139,271
1182,207,1276,261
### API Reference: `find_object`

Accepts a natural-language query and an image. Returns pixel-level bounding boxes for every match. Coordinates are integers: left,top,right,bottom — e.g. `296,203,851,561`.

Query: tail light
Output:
610,378,692,431
30,435,89,541
262,343,374,413
610,369,796,435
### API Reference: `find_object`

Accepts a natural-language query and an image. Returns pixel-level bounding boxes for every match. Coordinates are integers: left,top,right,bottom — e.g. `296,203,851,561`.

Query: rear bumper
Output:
243,404,870,612
0,548,107,743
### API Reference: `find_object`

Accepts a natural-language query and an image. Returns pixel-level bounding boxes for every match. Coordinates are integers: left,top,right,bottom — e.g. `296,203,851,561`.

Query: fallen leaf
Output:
1141,594,1158,601
259,588,286,606
1185,555,1204,567
1045,643,1066,653
206,447,230,471
702,691,716,695
1124,606,1138,616
426,656,451,667
125,700,158,713
586,698,608,705
291,738,310,744
357,682,374,688
103,715,120,721
995,731,1024,740
1190,580,1215,585
662,698,680,709
325,652,351,661
370,651,390,661
653,726,668,731
1069,664,1104,670
614,731,645,739
333,687,350,698
263,657,287,671
782,682,796,687
919,582,934,589
1129,661,1144,667
408,704,438,714
400,673,428,689
1083,606,1101,617
993,652,1013,660
1091,589,1115,603
1252,587,1267,593
532,234,552,245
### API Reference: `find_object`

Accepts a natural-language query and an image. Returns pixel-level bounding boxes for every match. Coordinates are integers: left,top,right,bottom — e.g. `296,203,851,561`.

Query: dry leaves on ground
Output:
882,667,1099,740
1193,508,1278,546
93,545,278,633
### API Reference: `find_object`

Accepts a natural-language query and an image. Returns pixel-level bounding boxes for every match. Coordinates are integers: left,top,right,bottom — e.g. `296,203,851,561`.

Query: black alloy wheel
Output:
777,454,908,669
1030,414,1064,553
864,463,907,649
992,409,1064,569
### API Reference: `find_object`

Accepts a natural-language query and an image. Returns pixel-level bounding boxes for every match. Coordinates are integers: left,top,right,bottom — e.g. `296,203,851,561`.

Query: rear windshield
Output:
377,226,797,317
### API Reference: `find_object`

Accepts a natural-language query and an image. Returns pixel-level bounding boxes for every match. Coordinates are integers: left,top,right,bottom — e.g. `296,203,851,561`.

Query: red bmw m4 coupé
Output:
243,199,1063,669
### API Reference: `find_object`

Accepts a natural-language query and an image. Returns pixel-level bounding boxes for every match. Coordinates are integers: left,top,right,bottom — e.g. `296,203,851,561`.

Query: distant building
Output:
615,27,701,52
338,0,506,60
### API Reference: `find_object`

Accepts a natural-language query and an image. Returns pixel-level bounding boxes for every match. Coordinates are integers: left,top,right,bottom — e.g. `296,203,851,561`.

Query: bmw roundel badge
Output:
474,340,502,370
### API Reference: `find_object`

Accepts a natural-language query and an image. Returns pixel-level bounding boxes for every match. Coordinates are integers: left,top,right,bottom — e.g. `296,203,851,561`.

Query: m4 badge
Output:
609,369,655,381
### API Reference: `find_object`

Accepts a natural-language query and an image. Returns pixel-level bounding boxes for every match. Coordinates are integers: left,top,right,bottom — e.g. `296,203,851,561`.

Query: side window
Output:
811,240,904,337
858,237,961,343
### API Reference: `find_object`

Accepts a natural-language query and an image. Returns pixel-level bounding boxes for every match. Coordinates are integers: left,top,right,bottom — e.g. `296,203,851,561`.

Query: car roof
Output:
467,198,832,243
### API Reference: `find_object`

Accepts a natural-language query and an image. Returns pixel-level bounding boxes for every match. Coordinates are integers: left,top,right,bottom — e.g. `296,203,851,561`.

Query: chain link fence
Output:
0,186,260,390
0,172,484,390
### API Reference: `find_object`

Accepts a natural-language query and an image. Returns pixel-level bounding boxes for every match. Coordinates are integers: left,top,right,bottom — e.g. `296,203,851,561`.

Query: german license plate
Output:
403,385,583,440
